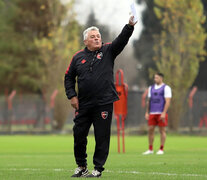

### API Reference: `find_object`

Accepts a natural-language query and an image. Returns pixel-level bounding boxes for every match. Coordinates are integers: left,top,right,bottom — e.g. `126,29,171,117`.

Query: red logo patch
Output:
75,111,79,116
81,59,86,64
101,111,108,119
97,52,103,60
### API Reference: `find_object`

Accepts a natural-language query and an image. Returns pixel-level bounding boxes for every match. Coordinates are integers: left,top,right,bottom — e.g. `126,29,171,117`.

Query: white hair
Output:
83,26,100,41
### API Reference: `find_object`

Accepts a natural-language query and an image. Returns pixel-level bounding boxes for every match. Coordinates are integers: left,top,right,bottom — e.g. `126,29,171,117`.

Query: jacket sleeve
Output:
111,24,134,58
64,56,77,100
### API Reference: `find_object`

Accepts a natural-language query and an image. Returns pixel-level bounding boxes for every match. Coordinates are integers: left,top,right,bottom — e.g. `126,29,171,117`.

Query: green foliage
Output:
193,0,207,90
152,0,207,130
35,1,81,130
0,0,51,93
0,1,18,92
0,0,81,129
133,0,162,86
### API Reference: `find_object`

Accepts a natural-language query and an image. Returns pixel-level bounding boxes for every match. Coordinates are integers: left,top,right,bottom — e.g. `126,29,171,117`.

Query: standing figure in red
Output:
143,73,172,155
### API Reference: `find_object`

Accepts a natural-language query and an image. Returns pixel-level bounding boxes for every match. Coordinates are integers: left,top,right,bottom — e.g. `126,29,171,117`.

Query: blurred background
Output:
0,0,207,135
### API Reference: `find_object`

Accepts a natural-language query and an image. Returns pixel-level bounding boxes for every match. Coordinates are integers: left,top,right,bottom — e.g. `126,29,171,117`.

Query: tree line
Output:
0,0,206,130
0,0,81,129
134,0,207,130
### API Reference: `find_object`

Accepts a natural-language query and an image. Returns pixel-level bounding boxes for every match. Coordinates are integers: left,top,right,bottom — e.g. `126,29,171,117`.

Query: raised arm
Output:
111,16,137,57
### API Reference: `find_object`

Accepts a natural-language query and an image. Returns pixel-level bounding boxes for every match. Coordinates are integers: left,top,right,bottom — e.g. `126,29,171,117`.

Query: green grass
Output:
0,135,206,180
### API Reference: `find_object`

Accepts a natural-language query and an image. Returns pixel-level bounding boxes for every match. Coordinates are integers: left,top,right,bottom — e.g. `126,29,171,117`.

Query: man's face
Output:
84,30,102,51
154,74,163,85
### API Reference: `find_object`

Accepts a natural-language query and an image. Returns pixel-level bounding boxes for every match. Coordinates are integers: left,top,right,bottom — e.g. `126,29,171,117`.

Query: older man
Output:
64,16,136,178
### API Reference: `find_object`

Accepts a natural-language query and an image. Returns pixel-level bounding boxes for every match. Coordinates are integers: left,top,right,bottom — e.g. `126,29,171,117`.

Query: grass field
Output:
0,135,206,180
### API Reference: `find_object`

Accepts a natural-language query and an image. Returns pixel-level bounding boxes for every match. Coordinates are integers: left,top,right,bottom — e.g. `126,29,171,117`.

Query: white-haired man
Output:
64,16,136,178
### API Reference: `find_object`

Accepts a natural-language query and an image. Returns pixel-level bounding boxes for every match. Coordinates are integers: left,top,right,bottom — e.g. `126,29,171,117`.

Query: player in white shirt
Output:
143,73,172,155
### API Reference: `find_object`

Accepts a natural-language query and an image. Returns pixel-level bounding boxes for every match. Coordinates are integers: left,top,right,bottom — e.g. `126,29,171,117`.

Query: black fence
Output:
0,95,52,133
126,90,207,130
0,90,207,133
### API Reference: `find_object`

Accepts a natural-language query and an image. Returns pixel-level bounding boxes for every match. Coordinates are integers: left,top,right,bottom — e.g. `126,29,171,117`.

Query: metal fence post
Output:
50,90,58,131
7,90,16,133
188,87,197,133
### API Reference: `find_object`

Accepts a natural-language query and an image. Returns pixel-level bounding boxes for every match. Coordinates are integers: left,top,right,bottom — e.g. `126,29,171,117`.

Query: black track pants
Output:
73,103,113,172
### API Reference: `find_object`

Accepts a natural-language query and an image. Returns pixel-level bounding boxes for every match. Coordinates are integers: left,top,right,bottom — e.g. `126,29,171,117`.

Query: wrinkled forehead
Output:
87,30,101,37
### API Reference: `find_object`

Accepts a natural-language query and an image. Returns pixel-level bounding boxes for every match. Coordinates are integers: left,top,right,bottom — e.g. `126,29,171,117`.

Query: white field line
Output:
0,168,207,178
105,170,207,178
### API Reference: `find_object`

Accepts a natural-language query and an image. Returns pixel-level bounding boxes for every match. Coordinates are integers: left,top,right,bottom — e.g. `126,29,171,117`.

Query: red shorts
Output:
148,114,168,127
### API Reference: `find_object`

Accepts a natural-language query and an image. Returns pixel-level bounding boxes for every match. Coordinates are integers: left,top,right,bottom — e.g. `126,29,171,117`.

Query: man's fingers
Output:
71,103,79,110
76,103,79,110
129,15,137,26
160,115,165,121
71,96,79,110
129,16,134,23
71,103,76,109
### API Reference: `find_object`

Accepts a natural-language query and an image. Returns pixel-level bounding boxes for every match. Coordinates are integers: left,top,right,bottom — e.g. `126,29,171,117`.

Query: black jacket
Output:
64,24,134,108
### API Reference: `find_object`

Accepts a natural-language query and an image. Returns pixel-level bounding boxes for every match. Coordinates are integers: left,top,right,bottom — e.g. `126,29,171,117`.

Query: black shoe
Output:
86,170,102,178
71,167,89,177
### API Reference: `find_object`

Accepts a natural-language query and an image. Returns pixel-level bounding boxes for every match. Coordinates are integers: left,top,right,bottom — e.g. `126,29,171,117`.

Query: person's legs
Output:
157,114,168,152
148,114,158,151
91,103,113,173
148,125,155,150
143,115,157,155
73,108,92,168
158,126,166,151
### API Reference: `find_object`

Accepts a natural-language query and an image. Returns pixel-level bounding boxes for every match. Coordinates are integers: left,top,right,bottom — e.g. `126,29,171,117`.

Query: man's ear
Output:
84,40,87,46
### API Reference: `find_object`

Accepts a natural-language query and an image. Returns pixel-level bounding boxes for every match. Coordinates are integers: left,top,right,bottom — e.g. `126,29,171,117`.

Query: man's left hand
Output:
160,112,166,121
129,16,137,26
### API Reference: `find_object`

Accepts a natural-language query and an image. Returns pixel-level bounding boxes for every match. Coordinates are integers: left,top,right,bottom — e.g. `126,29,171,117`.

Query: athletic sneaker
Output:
142,150,154,155
156,150,164,155
86,169,102,178
71,167,89,177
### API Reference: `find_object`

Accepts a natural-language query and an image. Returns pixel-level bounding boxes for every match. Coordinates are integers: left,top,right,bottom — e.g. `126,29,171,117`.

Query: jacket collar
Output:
84,43,104,53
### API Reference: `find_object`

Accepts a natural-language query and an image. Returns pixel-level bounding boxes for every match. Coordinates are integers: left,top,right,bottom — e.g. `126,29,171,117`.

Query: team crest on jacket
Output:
81,59,86,64
97,52,103,60
101,111,108,119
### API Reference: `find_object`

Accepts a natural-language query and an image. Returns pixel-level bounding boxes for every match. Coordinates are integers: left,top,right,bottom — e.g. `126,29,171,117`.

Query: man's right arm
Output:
145,99,150,120
145,87,151,120
64,57,77,101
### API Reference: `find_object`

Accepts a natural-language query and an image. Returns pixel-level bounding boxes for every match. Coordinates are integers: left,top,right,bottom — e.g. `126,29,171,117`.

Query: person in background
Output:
143,73,172,155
